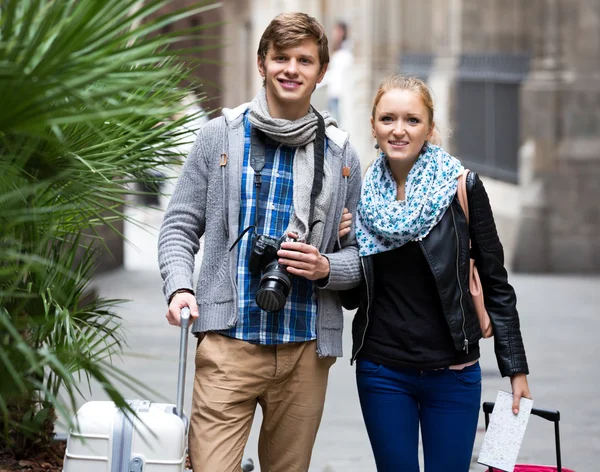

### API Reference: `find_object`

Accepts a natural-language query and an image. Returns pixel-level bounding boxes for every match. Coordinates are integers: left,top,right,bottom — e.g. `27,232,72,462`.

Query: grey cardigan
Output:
158,103,363,357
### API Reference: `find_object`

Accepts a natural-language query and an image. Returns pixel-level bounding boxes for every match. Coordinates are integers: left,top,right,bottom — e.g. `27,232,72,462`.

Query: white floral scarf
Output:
356,144,464,257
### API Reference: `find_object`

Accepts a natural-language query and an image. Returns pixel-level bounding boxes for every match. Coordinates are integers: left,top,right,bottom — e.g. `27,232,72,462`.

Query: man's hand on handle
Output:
167,291,199,327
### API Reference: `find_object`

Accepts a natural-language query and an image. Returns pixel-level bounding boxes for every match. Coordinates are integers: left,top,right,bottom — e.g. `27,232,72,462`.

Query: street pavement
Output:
67,206,599,471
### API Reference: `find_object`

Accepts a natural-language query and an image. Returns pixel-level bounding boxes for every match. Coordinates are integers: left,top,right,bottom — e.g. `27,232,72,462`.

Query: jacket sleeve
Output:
467,172,529,377
317,142,363,291
157,119,219,303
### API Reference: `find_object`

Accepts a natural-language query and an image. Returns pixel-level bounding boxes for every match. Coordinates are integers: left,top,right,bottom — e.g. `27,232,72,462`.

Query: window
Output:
455,53,530,183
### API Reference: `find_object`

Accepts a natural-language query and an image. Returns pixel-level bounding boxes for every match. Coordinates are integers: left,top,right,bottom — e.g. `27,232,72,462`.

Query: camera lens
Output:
255,261,292,312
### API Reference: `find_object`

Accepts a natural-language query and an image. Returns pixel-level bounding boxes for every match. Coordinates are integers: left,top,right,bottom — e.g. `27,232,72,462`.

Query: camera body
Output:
249,234,296,312
248,234,281,276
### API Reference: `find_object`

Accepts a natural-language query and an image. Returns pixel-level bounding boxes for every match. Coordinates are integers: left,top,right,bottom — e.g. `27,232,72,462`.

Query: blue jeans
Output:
356,359,481,472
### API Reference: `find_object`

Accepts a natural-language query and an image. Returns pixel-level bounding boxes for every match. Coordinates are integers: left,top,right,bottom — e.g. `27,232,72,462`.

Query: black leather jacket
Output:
346,172,529,378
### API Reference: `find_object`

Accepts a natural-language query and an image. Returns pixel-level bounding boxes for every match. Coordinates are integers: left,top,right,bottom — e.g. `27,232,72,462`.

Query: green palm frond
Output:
0,0,222,456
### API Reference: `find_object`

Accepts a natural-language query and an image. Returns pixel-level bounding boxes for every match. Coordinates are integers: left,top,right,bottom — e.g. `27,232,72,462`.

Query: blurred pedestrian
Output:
341,75,532,471
321,20,353,127
158,12,362,472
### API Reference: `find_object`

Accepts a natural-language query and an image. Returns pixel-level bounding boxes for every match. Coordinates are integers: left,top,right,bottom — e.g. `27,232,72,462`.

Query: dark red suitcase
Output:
483,402,574,472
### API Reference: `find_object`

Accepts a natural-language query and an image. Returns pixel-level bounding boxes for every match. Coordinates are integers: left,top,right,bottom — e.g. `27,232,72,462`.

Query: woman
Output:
340,75,531,471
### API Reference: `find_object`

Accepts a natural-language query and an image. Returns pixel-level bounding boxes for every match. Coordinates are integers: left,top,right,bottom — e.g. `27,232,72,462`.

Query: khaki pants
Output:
188,332,335,472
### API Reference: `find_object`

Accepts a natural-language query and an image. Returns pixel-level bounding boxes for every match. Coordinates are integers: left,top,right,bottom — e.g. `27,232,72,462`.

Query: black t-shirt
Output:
359,241,479,370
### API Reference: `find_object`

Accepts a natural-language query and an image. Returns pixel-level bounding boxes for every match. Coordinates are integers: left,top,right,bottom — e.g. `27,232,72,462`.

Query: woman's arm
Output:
467,172,529,377
467,172,532,411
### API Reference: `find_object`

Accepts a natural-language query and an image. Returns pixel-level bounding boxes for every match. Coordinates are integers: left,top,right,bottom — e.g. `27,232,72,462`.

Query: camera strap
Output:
228,128,265,252
308,110,326,239
249,126,267,232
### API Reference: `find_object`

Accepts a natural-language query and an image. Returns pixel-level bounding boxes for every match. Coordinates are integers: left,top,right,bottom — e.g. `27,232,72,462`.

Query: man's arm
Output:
318,143,362,290
158,120,216,319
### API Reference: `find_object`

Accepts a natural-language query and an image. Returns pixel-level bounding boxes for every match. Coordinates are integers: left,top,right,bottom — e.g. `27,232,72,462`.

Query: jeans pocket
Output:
451,362,482,387
356,358,382,375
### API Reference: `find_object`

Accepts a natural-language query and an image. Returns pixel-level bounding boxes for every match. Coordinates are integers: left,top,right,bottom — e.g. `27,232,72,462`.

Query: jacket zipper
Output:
351,257,371,364
450,205,469,353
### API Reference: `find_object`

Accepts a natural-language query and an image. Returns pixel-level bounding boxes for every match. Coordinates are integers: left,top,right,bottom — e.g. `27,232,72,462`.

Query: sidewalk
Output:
87,263,599,471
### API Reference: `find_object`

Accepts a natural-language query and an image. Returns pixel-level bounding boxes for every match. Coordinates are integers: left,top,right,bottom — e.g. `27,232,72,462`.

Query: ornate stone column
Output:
222,0,252,108
549,0,600,271
428,0,461,153
515,0,600,272
512,0,562,272
338,0,376,170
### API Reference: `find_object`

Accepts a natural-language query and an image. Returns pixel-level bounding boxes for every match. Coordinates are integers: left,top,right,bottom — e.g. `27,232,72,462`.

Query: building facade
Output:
155,0,224,114
215,0,600,273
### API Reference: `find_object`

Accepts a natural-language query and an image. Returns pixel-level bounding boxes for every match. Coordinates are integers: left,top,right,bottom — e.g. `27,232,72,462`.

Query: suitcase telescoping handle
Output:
176,307,191,420
174,308,255,471
483,402,562,472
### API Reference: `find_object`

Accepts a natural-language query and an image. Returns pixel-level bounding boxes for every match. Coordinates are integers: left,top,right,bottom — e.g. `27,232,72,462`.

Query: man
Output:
158,12,362,472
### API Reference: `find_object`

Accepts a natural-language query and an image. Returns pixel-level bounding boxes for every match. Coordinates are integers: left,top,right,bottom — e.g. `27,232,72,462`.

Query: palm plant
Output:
0,0,221,458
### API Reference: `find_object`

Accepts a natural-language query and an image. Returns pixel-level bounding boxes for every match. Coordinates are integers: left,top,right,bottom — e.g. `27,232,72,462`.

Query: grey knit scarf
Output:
248,87,334,247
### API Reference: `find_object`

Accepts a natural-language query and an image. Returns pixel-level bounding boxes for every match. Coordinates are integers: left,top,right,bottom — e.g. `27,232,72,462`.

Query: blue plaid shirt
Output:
221,112,317,344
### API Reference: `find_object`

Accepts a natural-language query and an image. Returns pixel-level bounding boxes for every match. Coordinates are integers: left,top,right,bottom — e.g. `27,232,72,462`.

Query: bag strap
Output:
456,169,470,225
308,109,326,237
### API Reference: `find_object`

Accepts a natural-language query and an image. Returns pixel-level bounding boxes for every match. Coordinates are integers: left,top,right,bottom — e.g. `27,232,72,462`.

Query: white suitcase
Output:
62,308,193,472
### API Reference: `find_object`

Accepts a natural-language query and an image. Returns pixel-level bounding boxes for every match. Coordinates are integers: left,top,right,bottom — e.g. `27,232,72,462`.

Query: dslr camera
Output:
249,234,296,312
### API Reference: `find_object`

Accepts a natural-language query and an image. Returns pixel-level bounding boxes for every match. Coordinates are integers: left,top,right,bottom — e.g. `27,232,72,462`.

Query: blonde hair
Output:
257,13,329,72
371,75,442,146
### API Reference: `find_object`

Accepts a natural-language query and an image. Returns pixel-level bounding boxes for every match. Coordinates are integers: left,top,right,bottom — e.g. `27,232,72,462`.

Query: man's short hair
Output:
257,12,330,71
